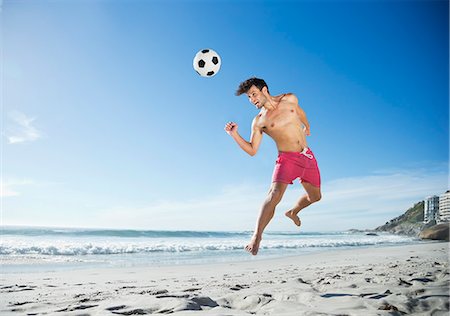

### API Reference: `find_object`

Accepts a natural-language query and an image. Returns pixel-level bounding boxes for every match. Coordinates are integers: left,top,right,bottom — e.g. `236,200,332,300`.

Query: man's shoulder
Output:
252,112,262,123
281,93,298,103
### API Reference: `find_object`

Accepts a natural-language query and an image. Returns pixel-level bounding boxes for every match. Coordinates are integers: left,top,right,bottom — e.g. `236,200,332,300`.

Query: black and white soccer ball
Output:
193,49,221,77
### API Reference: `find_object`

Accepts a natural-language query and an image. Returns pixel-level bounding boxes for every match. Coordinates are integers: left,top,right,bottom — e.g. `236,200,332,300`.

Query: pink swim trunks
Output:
272,148,321,187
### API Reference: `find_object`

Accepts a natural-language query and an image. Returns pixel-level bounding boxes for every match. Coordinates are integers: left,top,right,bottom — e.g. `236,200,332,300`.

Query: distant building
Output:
438,190,450,223
424,195,439,223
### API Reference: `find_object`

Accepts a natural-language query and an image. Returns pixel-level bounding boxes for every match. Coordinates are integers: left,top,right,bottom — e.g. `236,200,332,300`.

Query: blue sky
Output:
2,0,448,232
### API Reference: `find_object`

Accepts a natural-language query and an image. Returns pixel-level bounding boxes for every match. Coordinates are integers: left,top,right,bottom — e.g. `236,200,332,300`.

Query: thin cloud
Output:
0,183,19,197
93,164,448,231
95,183,265,231
0,179,33,197
6,111,42,144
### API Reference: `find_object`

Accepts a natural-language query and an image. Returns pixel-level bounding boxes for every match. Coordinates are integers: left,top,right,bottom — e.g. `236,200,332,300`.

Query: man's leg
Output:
246,182,288,255
285,182,321,227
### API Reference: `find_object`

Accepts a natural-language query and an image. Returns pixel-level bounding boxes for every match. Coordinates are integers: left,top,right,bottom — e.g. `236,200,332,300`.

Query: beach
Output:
1,242,448,315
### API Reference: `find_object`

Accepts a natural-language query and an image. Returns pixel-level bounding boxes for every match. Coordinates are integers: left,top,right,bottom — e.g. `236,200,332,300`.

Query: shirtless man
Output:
225,77,322,255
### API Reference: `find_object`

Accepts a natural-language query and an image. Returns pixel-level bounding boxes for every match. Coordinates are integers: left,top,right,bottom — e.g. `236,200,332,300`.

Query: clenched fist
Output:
224,122,238,136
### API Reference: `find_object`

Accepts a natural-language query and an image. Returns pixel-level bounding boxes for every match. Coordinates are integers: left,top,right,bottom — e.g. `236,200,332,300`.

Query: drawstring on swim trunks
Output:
301,147,313,159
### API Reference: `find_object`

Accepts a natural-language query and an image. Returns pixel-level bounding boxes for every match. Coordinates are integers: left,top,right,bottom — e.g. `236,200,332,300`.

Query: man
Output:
224,77,322,255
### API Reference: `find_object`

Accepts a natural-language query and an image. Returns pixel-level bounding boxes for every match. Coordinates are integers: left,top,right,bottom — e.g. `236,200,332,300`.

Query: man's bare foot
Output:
285,210,301,227
245,236,261,256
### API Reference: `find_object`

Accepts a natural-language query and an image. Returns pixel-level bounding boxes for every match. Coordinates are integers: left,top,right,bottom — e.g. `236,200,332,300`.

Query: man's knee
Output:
267,187,284,205
308,191,322,203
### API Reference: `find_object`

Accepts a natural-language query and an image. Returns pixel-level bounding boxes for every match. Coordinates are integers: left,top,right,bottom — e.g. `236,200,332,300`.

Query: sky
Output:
1,0,448,232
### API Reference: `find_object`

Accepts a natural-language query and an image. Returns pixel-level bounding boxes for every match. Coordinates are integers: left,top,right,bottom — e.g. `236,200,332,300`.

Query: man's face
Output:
246,85,265,109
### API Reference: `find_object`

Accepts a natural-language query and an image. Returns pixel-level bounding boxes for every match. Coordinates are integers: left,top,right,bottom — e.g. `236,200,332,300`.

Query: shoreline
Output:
1,237,423,275
1,242,448,315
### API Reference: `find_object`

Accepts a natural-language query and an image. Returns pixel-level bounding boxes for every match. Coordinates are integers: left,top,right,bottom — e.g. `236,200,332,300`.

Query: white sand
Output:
1,242,448,315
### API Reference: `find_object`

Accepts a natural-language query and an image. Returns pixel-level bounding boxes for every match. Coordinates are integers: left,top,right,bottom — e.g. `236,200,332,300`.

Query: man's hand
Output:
303,126,311,136
225,122,238,136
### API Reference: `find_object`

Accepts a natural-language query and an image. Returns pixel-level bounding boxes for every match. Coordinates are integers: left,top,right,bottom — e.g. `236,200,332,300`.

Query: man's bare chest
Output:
257,107,299,132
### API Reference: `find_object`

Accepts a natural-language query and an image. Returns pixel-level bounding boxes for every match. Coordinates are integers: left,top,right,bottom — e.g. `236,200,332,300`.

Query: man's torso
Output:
255,94,307,152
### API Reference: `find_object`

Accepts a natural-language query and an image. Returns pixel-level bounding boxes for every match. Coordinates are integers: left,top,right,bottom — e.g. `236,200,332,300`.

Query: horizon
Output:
1,194,435,233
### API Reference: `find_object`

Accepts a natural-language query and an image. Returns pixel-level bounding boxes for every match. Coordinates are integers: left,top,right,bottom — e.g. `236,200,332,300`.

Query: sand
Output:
1,242,448,315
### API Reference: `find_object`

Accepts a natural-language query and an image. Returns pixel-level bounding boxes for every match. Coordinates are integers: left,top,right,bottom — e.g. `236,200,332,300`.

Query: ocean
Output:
0,226,419,273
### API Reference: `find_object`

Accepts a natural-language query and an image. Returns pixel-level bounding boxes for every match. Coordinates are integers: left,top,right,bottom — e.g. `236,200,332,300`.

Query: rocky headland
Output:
373,201,449,241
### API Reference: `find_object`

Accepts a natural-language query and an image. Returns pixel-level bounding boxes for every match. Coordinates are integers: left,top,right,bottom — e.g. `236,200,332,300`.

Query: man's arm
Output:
287,94,311,136
297,106,311,136
225,118,263,156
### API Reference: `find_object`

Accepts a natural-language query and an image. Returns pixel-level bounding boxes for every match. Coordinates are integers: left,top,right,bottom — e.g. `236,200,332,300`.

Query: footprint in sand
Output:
321,293,355,298
296,278,311,284
105,305,127,311
410,277,433,283
55,304,99,312
183,287,202,292
6,285,36,293
156,294,190,299
378,302,401,311
190,296,219,308
398,278,413,287
111,308,150,315
8,301,33,307
138,289,168,295
230,284,250,291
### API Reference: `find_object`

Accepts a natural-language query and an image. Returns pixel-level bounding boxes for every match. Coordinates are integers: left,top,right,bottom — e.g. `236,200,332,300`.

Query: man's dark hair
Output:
235,77,269,96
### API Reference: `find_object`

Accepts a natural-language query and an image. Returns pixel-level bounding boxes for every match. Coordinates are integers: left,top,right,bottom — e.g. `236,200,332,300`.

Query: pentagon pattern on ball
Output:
193,48,221,77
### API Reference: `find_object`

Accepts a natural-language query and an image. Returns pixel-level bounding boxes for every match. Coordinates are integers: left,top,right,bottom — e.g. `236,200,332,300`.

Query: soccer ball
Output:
193,49,221,77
